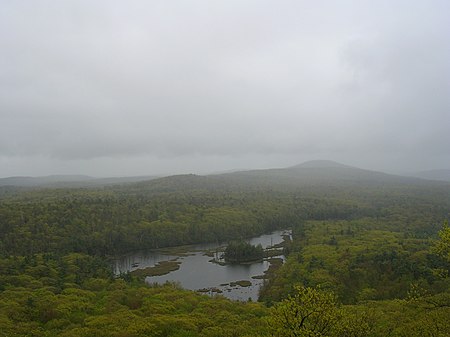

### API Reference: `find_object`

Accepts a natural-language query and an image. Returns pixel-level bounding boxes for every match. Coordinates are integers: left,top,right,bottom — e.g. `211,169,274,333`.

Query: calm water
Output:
114,229,291,301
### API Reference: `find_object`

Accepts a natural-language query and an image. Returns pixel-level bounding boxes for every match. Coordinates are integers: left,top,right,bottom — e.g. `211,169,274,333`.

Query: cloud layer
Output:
1,1,449,176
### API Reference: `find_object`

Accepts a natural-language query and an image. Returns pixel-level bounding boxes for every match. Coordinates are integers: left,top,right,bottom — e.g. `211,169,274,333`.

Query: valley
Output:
0,161,449,336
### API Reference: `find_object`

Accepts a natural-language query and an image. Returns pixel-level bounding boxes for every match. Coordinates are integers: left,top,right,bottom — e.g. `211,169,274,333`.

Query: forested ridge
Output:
1,166,450,336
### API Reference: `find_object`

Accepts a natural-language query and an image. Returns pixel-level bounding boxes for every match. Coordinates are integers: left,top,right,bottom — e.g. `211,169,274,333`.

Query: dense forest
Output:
1,164,450,336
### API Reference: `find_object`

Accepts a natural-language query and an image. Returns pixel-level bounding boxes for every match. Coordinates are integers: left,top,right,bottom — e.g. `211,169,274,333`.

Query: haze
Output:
1,1,449,177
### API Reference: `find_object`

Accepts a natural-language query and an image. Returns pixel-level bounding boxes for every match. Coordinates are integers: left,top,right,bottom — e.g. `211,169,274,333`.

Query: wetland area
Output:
114,229,291,301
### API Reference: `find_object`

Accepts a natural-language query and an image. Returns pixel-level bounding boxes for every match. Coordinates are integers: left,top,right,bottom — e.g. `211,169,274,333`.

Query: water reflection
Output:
114,229,290,301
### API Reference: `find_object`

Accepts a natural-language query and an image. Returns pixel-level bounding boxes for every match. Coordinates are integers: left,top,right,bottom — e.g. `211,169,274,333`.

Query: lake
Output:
114,229,291,301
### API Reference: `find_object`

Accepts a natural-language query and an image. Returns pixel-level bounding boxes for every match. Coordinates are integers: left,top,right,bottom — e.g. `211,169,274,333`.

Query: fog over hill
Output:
1,160,441,189
102,160,444,197
0,175,93,187
215,160,426,187
290,160,352,169
0,174,158,187
411,169,450,182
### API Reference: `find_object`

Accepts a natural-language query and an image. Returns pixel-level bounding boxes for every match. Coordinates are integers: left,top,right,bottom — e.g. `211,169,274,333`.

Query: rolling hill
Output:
0,174,158,188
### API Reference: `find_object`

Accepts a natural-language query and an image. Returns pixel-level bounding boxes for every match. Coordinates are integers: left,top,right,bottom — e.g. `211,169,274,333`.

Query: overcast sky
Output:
1,1,449,177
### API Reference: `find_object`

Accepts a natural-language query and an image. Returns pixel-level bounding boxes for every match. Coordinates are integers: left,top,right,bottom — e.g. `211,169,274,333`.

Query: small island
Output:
224,240,264,263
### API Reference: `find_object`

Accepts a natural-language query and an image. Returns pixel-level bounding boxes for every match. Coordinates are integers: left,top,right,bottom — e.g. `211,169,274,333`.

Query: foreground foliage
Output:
0,256,268,337
268,286,371,337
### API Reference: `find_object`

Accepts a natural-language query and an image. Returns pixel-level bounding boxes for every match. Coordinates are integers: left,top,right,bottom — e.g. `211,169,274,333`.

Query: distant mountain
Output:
116,160,444,200
0,175,158,187
0,175,94,187
289,159,352,169
217,160,420,187
412,169,450,182
2,160,443,193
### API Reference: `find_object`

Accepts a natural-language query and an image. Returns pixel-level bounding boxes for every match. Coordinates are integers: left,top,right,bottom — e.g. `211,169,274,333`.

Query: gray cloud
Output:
1,1,449,176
